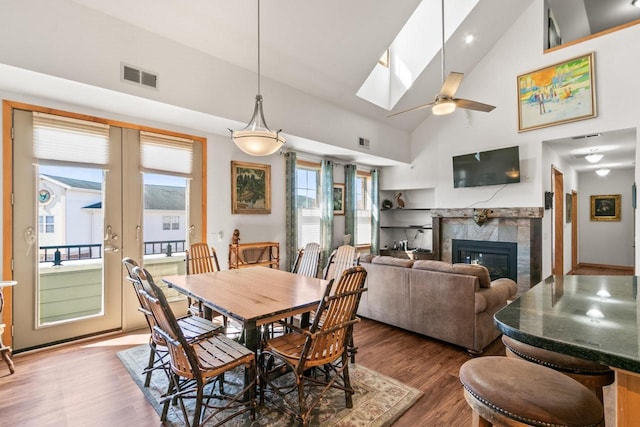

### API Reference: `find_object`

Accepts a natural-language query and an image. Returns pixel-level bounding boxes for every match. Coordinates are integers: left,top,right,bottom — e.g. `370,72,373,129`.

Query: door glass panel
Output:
37,165,105,326
142,173,188,301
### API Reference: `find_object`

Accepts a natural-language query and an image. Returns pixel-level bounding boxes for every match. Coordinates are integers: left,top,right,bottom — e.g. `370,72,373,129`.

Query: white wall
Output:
383,0,640,279
578,168,635,267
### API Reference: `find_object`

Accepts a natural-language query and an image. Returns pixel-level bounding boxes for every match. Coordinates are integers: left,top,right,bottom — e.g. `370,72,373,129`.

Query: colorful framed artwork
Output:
517,52,596,132
333,184,345,215
590,194,620,222
231,161,271,214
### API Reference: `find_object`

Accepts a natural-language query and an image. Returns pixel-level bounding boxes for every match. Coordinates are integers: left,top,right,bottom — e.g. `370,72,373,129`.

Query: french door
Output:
7,106,204,351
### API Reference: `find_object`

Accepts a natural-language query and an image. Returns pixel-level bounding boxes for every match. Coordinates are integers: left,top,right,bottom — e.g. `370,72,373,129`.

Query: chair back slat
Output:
300,266,367,368
186,243,220,275
292,242,321,278
323,245,359,281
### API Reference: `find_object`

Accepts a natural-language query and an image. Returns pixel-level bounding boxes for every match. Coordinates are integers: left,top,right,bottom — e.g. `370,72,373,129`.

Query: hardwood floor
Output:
0,320,503,426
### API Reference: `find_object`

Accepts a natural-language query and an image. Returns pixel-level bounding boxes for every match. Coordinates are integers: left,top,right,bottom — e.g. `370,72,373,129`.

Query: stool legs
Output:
1,346,15,374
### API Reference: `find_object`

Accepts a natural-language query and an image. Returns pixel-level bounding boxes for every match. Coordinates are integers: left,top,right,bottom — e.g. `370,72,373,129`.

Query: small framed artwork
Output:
333,183,345,215
590,194,620,222
517,52,596,132
565,193,572,223
231,161,271,214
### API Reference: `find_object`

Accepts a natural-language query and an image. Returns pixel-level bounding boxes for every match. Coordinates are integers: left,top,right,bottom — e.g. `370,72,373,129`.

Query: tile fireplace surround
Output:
431,208,543,297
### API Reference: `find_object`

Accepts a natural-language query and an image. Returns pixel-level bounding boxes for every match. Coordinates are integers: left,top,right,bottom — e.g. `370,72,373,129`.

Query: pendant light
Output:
230,0,285,156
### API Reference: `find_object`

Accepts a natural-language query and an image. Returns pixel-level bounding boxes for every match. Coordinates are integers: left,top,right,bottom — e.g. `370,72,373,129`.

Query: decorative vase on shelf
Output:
382,199,393,210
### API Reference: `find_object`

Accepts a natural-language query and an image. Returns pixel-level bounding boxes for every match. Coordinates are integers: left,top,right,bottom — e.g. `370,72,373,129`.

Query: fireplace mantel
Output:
430,207,543,296
431,207,543,219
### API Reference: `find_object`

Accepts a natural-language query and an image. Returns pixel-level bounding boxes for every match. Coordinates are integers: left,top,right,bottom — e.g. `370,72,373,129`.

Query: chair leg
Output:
144,341,157,387
471,411,492,427
342,353,354,408
297,372,309,427
193,384,204,427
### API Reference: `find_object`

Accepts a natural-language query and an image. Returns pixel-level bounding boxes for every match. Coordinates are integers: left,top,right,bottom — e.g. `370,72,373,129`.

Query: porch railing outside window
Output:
39,239,186,264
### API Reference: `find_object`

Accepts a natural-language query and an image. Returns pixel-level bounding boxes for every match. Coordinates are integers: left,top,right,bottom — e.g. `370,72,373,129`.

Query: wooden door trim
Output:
553,167,564,275
2,102,14,347
571,190,578,271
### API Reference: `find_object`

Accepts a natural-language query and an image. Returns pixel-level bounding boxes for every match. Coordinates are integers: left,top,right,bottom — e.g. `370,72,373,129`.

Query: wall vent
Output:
358,137,370,149
121,63,159,89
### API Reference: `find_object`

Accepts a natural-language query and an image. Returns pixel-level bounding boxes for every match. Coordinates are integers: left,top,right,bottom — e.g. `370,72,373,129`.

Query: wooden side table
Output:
0,281,17,374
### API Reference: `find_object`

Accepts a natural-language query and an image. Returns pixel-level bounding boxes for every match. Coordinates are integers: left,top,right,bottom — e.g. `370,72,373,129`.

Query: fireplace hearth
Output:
452,239,517,282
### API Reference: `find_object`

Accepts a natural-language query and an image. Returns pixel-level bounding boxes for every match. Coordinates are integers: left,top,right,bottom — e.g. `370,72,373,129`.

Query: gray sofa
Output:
357,255,517,353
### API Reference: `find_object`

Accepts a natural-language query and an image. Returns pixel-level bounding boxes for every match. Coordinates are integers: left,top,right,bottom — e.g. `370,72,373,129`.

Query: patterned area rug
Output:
117,344,421,426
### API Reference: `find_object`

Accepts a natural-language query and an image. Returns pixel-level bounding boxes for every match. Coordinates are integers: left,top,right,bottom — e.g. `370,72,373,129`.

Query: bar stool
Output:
502,335,614,405
459,356,603,426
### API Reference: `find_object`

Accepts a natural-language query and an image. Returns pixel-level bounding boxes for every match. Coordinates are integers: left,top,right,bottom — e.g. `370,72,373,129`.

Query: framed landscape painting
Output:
333,184,345,215
231,161,271,214
590,194,620,222
517,52,596,132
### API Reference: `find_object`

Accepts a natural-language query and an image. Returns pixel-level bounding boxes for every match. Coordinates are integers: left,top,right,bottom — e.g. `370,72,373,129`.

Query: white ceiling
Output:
68,0,531,133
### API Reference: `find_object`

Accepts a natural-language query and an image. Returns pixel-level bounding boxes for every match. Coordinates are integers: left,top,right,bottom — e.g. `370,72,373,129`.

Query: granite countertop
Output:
495,275,640,373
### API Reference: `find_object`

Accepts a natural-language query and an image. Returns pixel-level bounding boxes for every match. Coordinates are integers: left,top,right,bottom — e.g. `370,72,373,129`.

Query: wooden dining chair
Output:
291,242,321,278
258,266,367,426
185,243,227,326
322,244,359,281
122,257,220,388
132,265,256,427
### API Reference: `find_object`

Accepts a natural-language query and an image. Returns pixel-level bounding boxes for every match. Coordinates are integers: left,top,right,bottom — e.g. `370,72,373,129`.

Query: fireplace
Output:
452,239,517,282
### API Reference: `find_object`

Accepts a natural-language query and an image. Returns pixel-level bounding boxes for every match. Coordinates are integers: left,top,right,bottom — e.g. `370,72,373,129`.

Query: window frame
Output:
355,170,372,248
295,160,322,249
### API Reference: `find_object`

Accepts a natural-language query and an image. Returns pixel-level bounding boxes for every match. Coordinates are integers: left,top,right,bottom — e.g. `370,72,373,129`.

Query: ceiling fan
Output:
388,0,495,118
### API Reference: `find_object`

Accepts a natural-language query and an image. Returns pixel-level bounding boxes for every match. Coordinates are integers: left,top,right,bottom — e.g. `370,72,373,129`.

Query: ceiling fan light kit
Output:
230,0,285,156
432,99,456,115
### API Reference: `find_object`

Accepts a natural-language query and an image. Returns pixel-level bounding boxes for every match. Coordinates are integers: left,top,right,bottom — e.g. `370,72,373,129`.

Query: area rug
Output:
117,344,421,426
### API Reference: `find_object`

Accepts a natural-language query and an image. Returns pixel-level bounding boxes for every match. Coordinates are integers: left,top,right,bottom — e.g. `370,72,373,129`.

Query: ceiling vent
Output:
571,133,601,140
121,63,158,89
358,137,370,149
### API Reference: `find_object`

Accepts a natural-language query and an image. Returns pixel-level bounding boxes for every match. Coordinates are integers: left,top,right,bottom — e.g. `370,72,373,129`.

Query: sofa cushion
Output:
372,256,414,268
413,260,492,288
359,253,374,263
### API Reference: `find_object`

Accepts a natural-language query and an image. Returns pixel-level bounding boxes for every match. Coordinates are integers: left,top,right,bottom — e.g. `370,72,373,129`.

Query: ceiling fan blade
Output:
439,72,464,98
387,101,436,117
454,98,496,112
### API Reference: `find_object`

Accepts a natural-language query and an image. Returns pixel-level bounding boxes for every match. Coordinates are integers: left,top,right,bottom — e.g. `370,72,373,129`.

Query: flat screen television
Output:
453,146,521,188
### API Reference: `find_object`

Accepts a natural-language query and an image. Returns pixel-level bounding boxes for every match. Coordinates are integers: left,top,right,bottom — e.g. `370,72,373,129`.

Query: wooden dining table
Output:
162,267,329,353
494,275,640,427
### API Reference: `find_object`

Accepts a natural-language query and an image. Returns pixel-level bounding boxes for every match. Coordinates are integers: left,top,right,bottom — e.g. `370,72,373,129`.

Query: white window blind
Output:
140,131,193,176
33,112,109,165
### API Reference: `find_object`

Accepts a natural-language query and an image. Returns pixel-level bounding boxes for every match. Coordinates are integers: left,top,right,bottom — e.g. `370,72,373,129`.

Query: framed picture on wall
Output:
565,193,572,223
231,161,271,214
517,52,596,132
333,184,345,215
590,194,620,222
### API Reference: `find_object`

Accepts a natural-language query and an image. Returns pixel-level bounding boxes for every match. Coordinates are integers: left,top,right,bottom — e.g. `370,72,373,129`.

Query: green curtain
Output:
370,168,380,254
320,160,334,269
284,152,297,271
344,164,357,245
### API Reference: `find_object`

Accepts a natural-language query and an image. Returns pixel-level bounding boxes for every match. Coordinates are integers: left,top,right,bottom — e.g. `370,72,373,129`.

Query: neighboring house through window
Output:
162,215,180,230
39,215,54,233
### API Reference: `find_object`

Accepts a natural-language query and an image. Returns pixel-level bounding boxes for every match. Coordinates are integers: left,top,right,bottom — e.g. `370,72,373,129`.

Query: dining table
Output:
494,275,640,427
162,266,329,353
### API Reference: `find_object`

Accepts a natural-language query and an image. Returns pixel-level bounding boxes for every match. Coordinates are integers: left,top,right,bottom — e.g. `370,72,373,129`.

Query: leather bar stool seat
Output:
460,356,604,427
502,335,614,405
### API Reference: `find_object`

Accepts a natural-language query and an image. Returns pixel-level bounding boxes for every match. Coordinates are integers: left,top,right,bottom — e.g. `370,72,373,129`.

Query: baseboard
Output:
576,263,634,272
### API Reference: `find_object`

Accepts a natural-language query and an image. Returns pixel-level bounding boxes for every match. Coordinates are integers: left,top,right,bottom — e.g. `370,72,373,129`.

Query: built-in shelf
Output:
380,226,432,230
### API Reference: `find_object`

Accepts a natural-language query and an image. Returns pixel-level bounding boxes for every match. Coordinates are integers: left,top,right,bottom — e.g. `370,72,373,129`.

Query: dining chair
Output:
122,258,221,388
291,242,321,278
132,265,256,427
185,243,226,321
258,266,367,427
322,244,359,281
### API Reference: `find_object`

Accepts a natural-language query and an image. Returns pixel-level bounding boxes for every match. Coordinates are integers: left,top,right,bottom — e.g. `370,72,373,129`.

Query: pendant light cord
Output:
441,0,445,84
257,0,261,96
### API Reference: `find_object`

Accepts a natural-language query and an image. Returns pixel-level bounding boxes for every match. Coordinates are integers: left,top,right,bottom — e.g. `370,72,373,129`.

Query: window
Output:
39,215,55,233
296,162,321,248
356,171,372,246
162,215,180,231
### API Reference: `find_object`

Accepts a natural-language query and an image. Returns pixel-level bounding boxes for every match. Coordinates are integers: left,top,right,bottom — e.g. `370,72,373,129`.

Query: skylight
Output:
357,0,479,110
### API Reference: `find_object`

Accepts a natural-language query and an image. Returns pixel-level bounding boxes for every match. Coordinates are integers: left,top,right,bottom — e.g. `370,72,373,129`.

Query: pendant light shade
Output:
230,0,285,156
596,168,610,177
585,152,603,163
